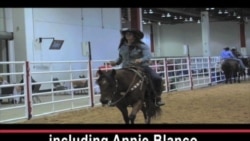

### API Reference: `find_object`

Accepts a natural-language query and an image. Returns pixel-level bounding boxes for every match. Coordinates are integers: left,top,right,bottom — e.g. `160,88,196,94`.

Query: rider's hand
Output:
135,59,142,64
109,61,117,66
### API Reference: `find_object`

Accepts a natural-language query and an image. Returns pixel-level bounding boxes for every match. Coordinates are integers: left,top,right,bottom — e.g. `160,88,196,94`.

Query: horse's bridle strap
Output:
109,69,143,106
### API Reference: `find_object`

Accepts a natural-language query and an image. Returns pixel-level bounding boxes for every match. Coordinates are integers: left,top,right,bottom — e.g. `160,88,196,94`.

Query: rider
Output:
109,28,165,106
220,47,247,70
231,47,241,58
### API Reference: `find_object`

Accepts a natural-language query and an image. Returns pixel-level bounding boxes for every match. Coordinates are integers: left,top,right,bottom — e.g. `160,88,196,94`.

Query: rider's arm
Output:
229,51,236,58
115,54,122,65
139,44,152,62
110,54,122,66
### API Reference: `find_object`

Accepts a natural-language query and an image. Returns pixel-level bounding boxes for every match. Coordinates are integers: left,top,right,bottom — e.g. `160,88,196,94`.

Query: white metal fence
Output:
1,56,248,123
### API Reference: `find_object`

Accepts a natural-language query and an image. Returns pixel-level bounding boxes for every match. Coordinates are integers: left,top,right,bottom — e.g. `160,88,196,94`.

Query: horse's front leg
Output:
129,100,143,124
116,106,129,124
141,104,150,124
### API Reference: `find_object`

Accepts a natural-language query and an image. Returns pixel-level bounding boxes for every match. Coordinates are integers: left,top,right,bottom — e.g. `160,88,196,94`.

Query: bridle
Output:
107,68,145,106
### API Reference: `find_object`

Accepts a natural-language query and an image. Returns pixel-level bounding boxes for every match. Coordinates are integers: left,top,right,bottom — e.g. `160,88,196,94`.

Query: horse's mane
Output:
115,67,144,79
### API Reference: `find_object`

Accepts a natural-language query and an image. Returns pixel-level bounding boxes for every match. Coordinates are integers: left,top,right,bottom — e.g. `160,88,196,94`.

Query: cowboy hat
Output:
120,28,144,39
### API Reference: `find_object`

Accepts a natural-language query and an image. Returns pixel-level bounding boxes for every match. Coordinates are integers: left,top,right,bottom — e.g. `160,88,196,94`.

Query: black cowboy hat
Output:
120,28,144,39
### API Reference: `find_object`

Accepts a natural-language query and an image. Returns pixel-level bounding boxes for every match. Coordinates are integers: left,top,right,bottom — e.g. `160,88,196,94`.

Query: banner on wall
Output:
240,47,247,56
183,44,189,56
82,41,90,56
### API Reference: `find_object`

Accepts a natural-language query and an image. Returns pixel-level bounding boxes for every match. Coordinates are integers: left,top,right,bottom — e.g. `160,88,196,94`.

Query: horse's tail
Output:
144,88,162,119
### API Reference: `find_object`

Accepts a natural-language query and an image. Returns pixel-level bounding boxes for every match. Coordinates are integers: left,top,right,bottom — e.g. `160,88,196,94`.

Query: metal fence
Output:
1,56,247,123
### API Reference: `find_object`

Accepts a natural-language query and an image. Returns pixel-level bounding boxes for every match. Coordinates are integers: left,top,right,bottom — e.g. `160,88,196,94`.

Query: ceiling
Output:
122,8,250,25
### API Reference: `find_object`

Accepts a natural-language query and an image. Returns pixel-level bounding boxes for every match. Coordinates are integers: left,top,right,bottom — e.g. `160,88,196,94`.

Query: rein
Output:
108,68,144,106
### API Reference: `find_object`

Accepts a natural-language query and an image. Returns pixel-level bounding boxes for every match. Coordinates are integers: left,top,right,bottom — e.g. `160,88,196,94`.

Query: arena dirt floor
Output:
20,80,250,124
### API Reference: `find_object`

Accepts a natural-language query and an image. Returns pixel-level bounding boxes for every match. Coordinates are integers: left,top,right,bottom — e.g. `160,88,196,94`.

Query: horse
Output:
240,57,250,78
221,59,242,84
243,57,250,67
96,67,162,124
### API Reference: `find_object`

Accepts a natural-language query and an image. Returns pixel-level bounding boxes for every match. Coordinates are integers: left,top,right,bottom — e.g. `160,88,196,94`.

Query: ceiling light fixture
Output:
143,10,147,14
161,13,165,18
233,12,237,16
166,13,171,17
189,17,193,22
218,10,222,14
149,9,153,14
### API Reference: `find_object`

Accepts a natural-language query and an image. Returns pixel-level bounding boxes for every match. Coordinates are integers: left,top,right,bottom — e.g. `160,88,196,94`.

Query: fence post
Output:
25,61,32,120
164,58,169,92
187,57,193,90
87,41,95,107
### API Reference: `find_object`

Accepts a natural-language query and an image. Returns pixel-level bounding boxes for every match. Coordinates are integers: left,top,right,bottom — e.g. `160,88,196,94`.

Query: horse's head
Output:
96,69,117,106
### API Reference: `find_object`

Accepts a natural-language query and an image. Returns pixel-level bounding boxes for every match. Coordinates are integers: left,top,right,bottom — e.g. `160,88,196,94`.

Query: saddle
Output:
124,66,148,83
125,66,156,93
124,66,165,107
222,59,243,70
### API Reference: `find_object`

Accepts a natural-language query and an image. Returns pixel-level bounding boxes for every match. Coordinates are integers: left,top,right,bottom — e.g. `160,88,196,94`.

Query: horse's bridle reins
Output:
108,68,145,106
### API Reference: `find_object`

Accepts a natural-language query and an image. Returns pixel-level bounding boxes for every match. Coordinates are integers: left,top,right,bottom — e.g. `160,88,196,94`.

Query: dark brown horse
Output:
96,67,161,124
221,59,242,83
240,57,250,79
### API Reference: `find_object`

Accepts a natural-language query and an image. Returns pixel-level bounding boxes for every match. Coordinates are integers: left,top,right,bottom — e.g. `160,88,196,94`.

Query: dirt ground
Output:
21,80,250,124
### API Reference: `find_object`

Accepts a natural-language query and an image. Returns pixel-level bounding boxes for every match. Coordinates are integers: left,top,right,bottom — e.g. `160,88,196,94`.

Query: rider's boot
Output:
154,81,165,106
155,95,165,106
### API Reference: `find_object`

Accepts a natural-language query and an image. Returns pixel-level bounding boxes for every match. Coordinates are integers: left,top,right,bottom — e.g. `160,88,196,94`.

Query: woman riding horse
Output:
231,47,241,58
110,28,165,107
220,47,247,70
